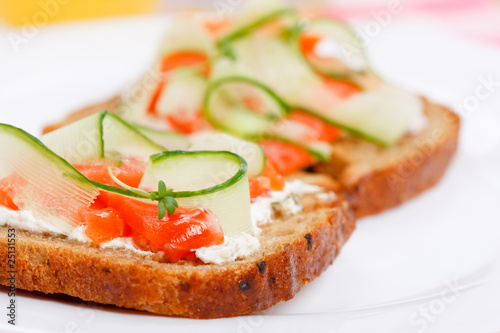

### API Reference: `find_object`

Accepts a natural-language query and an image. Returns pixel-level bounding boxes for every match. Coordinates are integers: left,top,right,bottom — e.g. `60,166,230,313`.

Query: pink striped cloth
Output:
326,0,500,47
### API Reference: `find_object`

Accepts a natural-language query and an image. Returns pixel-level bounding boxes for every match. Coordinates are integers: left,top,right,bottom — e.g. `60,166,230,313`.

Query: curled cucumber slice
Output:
139,151,252,237
204,75,288,138
154,68,207,119
0,124,99,234
134,124,190,151
300,18,370,77
157,17,215,61
189,132,266,177
204,72,332,160
299,84,424,146
42,111,165,164
218,0,296,44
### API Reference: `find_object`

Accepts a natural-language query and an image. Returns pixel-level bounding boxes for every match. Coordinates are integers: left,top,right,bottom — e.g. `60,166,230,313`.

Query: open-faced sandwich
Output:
0,112,354,318
2,0,460,319
45,0,460,217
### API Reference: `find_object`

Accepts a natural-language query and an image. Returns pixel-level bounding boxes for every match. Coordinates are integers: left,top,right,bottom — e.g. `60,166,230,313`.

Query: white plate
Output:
0,14,499,333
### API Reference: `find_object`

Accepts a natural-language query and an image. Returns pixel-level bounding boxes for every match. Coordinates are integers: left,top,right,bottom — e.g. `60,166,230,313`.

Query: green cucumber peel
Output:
203,76,291,138
132,123,187,138
139,150,252,236
92,152,248,199
0,124,100,234
95,150,248,220
204,77,335,158
204,73,389,148
218,40,237,60
218,8,296,45
293,107,389,147
0,124,96,185
282,21,302,42
101,110,166,154
41,110,166,165
97,111,106,158
206,76,291,114
148,150,248,198
188,132,267,176
132,123,190,150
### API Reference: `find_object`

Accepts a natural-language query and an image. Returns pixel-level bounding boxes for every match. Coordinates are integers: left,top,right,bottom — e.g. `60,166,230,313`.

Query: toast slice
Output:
43,96,459,218
312,98,460,217
0,174,354,319
43,96,121,134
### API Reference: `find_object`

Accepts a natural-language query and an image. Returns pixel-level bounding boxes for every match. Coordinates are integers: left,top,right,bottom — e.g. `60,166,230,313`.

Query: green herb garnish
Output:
149,181,179,220
107,166,178,220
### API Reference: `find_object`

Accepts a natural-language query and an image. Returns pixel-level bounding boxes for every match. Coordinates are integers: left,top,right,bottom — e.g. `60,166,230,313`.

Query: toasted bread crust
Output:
0,181,354,318
42,96,121,134
313,98,460,217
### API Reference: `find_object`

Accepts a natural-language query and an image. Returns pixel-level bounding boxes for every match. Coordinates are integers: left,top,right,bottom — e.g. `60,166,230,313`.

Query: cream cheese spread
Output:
0,206,59,234
0,207,153,255
408,112,428,135
0,206,260,263
0,179,334,264
67,225,152,255
67,225,89,243
315,191,337,203
100,237,154,256
195,232,260,264
250,179,328,232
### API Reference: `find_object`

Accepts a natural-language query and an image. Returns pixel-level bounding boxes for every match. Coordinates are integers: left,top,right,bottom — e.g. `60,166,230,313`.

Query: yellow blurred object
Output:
0,0,157,26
